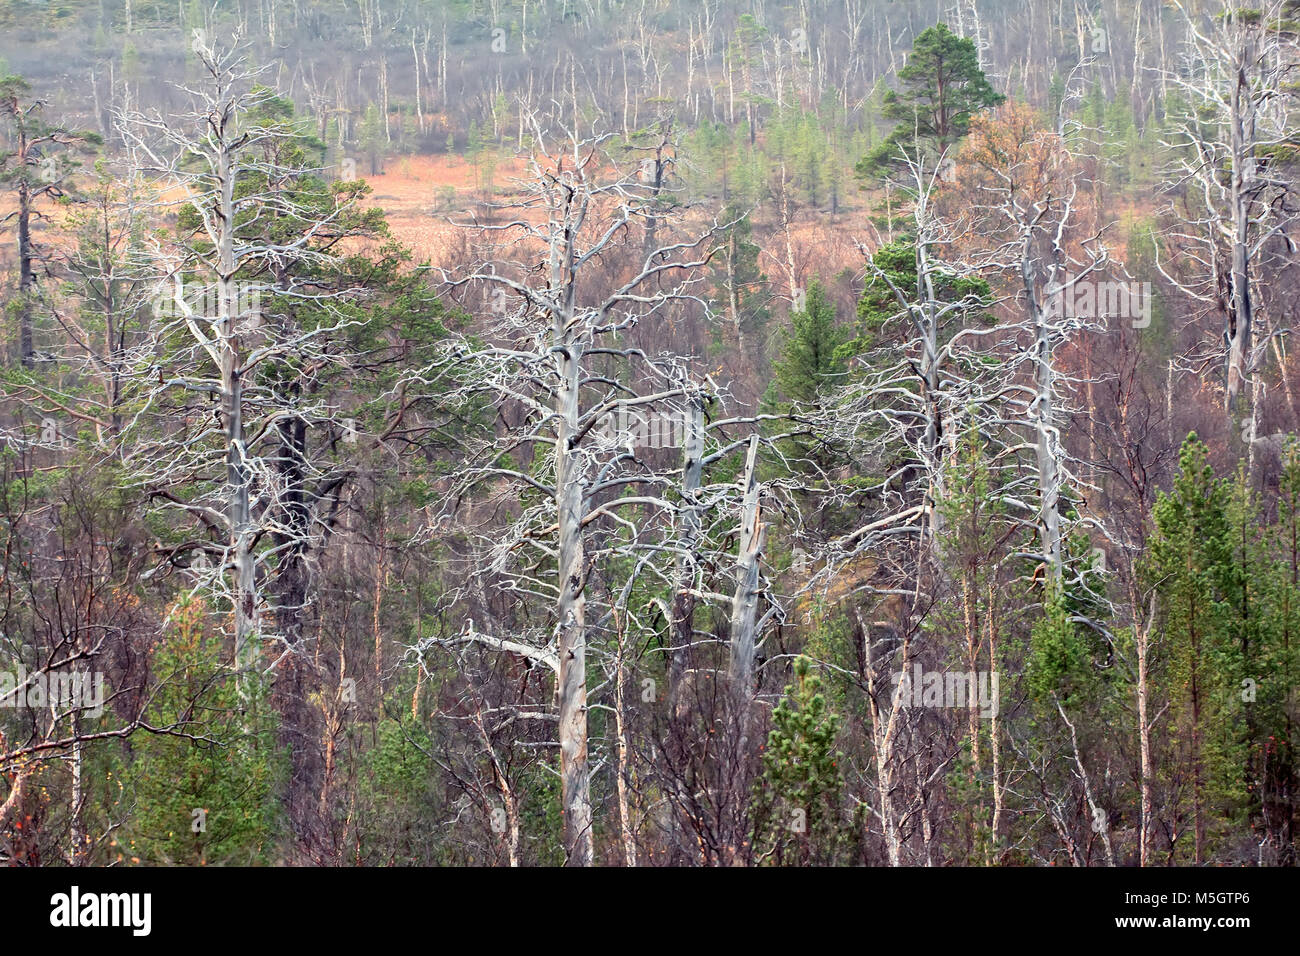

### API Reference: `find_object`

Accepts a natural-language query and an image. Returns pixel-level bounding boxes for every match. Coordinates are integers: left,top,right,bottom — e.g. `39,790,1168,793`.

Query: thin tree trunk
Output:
727,434,763,704
555,315,593,866
1135,591,1154,867
1058,699,1115,866
613,609,637,867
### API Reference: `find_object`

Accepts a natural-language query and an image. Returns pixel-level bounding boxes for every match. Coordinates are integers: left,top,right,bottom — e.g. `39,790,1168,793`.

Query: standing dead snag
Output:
718,433,765,866
116,37,375,858
0,75,100,367
727,434,764,715
120,39,364,690
957,105,1111,585
412,116,718,866
118,43,275,698
1157,0,1300,441
668,388,708,721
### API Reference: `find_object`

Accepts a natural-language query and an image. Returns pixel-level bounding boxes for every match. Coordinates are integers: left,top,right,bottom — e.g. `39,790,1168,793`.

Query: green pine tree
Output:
1147,433,1242,862
751,656,850,865
857,23,1004,180
124,598,281,865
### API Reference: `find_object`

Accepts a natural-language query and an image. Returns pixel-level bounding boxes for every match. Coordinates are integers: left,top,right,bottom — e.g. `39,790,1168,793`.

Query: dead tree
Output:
0,75,100,366
1156,0,1299,445
410,116,719,866
116,36,373,858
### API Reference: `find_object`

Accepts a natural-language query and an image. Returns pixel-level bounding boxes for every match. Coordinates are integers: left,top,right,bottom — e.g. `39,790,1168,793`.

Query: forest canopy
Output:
0,0,1298,871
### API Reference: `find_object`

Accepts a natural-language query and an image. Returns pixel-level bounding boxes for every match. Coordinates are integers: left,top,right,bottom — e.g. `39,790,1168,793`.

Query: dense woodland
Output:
0,0,1298,867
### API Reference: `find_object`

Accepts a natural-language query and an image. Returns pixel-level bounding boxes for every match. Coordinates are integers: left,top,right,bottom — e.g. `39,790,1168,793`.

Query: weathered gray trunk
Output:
916,237,945,544
722,433,763,865
215,140,259,699
668,396,705,716
555,294,593,867
1225,32,1256,436
860,610,905,866
727,434,763,703
613,626,637,867
665,395,705,861
1028,255,1062,581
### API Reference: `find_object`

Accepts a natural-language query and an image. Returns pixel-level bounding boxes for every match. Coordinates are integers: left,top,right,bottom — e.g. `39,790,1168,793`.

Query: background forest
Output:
0,0,1298,868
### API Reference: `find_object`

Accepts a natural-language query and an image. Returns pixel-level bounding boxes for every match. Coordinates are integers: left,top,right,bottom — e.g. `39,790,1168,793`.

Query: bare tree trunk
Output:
1026,248,1063,580
721,434,763,866
474,705,521,868
669,396,705,716
779,164,800,303
411,31,424,134
861,611,906,866
1225,38,1256,429
613,610,637,867
69,733,84,864
1058,698,1115,866
214,138,260,703
1135,593,1155,867
556,317,593,867
727,435,763,706
1272,334,1299,431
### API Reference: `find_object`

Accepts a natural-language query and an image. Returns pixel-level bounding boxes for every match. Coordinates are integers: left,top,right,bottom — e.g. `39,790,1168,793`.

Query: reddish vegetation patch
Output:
359,153,530,265
359,151,870,283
